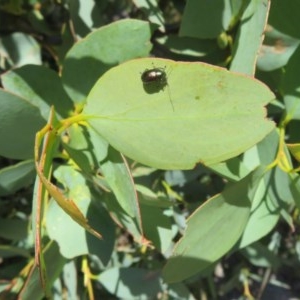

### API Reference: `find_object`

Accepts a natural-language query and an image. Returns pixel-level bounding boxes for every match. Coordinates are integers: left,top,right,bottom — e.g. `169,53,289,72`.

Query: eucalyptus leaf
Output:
46,165,114,262
62,19,152,102
0,160,35,196
83,58,274,170
20,242,67,300
230,0,270,75
179,0,233,39
1,65,74,119
0,32,41,67
163,167,265,282
0,89,45,159
98,267,162,300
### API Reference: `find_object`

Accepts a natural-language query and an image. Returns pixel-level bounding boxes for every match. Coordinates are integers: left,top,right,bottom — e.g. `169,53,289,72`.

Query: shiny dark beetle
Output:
141,65,174,110
141,67,167,87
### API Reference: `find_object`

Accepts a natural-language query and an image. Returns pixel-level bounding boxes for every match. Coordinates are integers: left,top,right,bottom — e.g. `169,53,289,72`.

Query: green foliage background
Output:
1,0,300,299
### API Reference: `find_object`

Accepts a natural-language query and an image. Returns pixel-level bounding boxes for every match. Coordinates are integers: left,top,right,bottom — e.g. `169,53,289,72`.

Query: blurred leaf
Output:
0,218,29,240
133,0,164,30
156,35,219,59
257,27,300,72
0,245,30,258
230,0,270,75
46,165,114,262
0,0,25,15
242,242,280,268
0,32,41,67
62,19,152,102
97,267,162,300
0,160,35,196
269,0,300,39
36,158,102,240
0,89,45,159
179,0,233,39
84,58,274,169
62,261,77,300
167,283,196,300
282,45,300,120
163,167,264,283
68,0,97,37
1,65,74,119
287,143,300,162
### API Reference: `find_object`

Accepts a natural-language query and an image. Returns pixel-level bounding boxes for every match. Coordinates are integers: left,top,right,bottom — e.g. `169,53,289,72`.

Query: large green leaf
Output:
257,28,300,72
140,203,173,253
62,19,152,102
238,180,280,249
162,167,264,283
0,160,35,196
63,124,141,222
0,218,28,240
179,0,234,39
97,267,162,299
0,89,45,159
46,166,115,263
83,58,274,170
282,45,300,120
269,0,300,39
1,65,74,119
19,241,67,300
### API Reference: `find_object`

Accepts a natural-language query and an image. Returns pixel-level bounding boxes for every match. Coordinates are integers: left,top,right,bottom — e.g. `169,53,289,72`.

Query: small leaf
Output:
84,58,274,170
